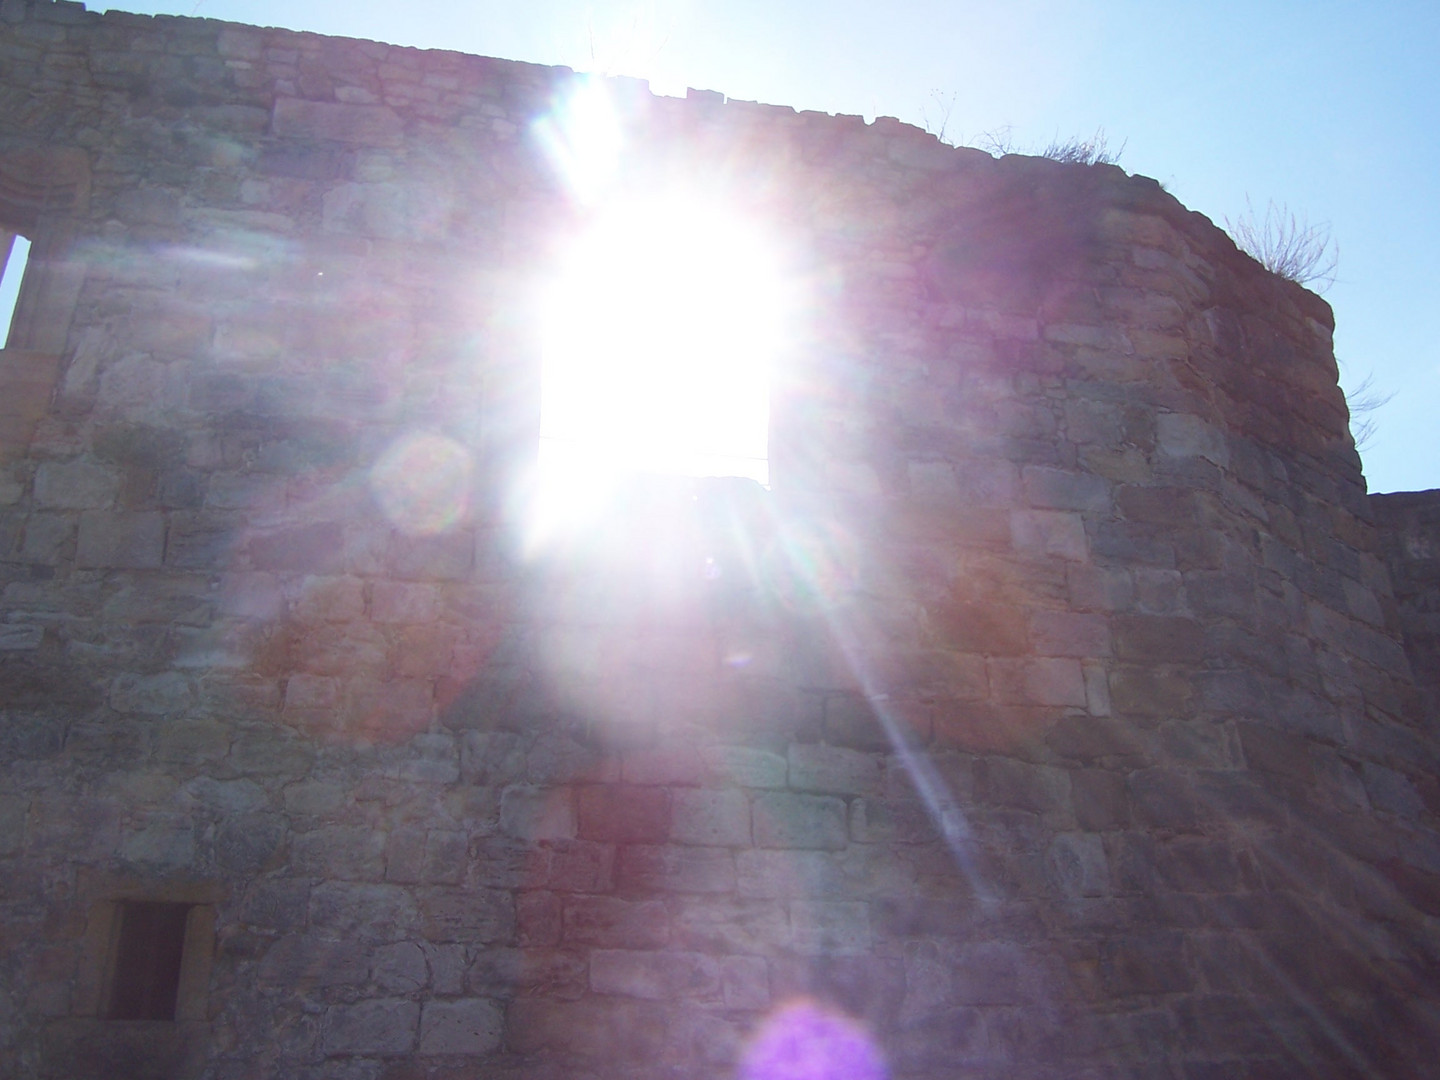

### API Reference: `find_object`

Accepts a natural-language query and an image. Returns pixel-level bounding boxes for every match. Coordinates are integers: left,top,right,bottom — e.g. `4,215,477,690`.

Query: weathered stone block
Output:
216,26,263,58
418,887,515,943
273,97,405,145
420,829,467,884
309,882,421,941
419,998,504,1055
465,946,586,999
109,670,192,715
1070,768,1131,830
1361,761,1426,818
1116,485,1199,526
0,795,27,856
119,817,196,868
240,879,310,932
1011,509,1088,561
849,797,940,845
670,787,751,845
1236,723,1314,784
670,896,792,954
545,839,615,892
1128,769,1202,829
394,623,460,677
33,460,117,508
791,900,871,955
529,732,619,784
76,511,164,568
500,785,576,841
323,999,419,1055
736,849,847,898
752,792,848,850
989,656,1088,707
928,601,1028,655
0,622,43,650
1046,715,1141,762
461,730,528,786
517,890,562,947
259,934,368,989
1022,466,1111,512
618,844,735,894
622,740,711,785
1156,412,1228,467
505,998,665,1061
563,896,669,948
1109,666,1194,716
1031,611,1112,657
722,954,770,1009
1099,933,1193,996
1047,832,1109,896
1114,615,1204,662
17,512,72,564
248,522,345,573
948,943,1033,1005
978,757,1070,814
371,944,426,996
577,784,670,842
291,575,366,622
391,529,475,580
372,580,440,623
590,949,722,1000
787,743,881,795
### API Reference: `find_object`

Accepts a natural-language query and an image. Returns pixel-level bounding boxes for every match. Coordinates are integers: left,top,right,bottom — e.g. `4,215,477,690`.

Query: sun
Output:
531,192,789,540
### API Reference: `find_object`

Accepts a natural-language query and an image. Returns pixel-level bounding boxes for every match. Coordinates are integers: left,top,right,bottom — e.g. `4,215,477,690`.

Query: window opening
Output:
0,232,30,347
531,196,792,547
106,900,192,1021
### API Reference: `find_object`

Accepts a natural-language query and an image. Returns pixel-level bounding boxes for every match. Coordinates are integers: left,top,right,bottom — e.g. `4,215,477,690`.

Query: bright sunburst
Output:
532,193,788,540
525,77,798,548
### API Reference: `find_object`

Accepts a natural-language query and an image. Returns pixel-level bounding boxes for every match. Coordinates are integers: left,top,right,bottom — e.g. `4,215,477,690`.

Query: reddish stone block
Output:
577,784,671,842
617,845,736,894
562,896,669,949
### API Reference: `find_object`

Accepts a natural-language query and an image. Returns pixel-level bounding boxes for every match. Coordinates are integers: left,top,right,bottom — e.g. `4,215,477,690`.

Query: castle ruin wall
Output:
0,3,1438,1078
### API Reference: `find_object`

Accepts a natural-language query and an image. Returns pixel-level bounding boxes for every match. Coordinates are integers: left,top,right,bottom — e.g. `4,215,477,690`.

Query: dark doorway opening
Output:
106,901,192,1021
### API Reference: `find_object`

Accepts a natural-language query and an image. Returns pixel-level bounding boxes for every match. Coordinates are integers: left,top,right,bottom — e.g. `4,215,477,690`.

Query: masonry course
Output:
0,1,1438,1078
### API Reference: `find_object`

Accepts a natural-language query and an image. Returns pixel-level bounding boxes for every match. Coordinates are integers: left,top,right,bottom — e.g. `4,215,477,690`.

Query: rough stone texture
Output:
0,2,1437,1079
1374,490,1440,722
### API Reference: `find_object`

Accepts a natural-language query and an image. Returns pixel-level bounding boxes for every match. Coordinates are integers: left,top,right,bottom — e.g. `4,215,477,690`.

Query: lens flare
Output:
742,1000,888,1080
370,432,472,536
533,76,624,206
764,520,860,615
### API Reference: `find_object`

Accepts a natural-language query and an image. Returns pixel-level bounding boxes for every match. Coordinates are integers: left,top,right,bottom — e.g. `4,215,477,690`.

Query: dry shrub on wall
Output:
921,90,960,145
1341,369,1394,451
1038,129,1125,166
917,101,1125,168
968,126,1125,166
1226,197,1339,291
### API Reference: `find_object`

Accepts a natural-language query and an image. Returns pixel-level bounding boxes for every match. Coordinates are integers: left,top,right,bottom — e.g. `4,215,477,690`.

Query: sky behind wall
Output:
97,0,1440,494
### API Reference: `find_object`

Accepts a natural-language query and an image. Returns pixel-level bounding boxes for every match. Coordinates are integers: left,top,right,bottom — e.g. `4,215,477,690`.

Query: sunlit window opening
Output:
0,233,31,347
534,195,787,538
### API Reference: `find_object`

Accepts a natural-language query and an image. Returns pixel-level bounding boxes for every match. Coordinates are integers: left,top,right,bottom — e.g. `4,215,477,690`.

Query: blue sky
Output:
97,0,1440,494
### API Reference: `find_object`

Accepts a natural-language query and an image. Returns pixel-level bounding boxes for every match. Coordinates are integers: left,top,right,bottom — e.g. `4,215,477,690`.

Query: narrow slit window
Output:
0,232,31,347
106,900,192,1021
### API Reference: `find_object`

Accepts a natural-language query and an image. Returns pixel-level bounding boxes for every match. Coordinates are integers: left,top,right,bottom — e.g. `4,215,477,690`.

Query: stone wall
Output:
1374,490,1440,727
1,2,1438,1078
